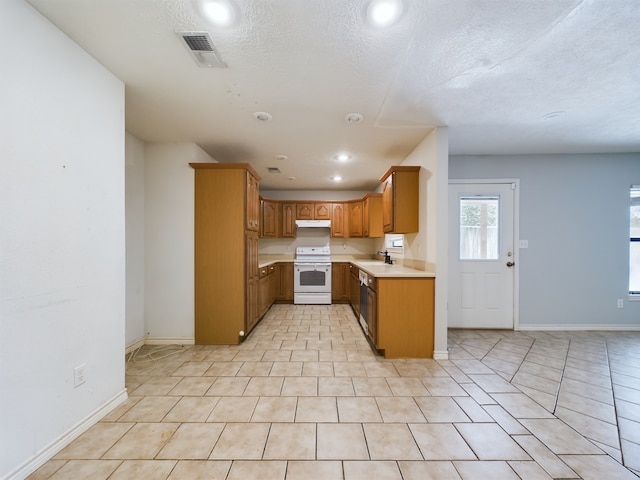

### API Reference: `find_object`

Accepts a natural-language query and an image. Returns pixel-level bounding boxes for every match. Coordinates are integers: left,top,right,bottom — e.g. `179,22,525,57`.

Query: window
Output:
630,186,640,296
459,195,499,260
385,234,404,251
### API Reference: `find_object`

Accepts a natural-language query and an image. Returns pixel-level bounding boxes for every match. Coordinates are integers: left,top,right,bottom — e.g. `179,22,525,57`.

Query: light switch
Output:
519,240,529,248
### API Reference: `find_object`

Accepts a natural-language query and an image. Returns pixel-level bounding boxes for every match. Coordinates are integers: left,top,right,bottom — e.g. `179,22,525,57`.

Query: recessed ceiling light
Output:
253,111,273,121
366,0,403,27
344,113,364,124
274,154,288,161
197,0,237,27
332,176,343,182
336,153,351,162
287,176,296,181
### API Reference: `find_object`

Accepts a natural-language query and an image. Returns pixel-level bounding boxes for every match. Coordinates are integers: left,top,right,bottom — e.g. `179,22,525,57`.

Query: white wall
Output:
398,128,450,358
450,153,640,328
125,133,145,347
0,1,126,478
143,144,216,341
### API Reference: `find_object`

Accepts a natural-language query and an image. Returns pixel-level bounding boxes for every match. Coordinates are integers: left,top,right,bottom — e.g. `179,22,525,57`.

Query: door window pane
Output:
460,195,499,260
630,186,640,294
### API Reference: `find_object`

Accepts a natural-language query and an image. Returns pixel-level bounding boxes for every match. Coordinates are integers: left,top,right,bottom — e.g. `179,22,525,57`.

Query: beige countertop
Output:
258,255,435,278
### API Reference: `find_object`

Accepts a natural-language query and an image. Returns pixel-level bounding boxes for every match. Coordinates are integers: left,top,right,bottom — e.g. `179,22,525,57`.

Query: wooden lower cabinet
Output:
192,163,261,345
258,266,271,319
375,277,434,358
245,232,260,334
367,284,378,346
274,262,294,302
331,262,350,303
349,264,360,318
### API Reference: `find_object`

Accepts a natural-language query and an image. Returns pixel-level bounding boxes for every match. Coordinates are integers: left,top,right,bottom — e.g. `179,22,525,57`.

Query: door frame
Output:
448,179,521,330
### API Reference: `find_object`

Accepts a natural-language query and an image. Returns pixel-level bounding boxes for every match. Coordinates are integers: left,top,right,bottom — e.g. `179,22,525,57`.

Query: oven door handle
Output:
314,263,331,270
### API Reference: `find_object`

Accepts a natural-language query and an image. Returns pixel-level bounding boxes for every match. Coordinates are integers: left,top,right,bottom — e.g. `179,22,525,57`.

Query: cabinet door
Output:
331,203,345,238
314,202,331,220
245,232,259,332
281,203,296,237
261,199,280,238
363,194,383,238
282,262,294,301
349,265,360,317
246,172,260,232
348,201,363,237
382,175,394,233
331,263,349,302
268,265,277,305
296,203,313,220
259,268,270,318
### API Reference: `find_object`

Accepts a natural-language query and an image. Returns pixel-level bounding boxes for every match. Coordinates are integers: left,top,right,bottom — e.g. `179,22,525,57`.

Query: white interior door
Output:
448,182,516,329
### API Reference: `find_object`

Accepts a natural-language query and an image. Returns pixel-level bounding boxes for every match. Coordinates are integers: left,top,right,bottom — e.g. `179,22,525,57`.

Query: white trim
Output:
433,350,449,360
125,338,146,355
4,389,128,480
144,337,195,345
517,324,640,331
448,179,521,331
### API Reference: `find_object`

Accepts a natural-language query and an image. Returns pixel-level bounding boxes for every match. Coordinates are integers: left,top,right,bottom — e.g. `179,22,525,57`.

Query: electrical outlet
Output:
617,299,624,308
74,364,86,387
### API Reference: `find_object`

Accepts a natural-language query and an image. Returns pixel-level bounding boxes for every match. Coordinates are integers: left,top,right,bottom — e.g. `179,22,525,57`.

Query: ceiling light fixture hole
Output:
344,113,364,124
253,111,273,122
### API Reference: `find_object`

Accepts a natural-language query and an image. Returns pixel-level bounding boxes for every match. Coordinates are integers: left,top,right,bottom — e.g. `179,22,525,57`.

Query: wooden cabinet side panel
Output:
194,170,246,344
382,177,393,233
394,171,419,233
377,278,434,358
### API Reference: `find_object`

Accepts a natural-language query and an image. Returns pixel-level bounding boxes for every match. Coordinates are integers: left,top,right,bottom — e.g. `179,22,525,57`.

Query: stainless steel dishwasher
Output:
358,269,368,335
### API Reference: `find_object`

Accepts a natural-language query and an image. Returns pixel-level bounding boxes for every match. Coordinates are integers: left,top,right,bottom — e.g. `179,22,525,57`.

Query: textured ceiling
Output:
25,0,640,190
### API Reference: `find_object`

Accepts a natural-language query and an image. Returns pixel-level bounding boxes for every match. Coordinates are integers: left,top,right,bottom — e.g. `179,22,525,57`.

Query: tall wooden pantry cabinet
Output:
190,163,261,344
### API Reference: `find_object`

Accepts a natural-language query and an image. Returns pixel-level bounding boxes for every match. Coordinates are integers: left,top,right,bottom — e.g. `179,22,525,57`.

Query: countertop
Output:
258,256,435,278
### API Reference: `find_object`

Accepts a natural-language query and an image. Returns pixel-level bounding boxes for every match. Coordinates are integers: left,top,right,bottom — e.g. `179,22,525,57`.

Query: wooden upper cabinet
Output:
296,203,313,220
260,198,280,238
380,166,420,234
348,200,363,237
331,203,346,238
246,171,260,232
314,202,331,220
281,202,296,237
363,194,383,238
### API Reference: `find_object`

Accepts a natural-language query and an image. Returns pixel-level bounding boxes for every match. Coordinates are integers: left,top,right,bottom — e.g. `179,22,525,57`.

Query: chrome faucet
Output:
378,250,393,264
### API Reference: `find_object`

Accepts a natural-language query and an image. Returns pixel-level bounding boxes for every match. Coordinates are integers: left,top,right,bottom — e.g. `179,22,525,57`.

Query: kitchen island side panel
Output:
377,277,435,358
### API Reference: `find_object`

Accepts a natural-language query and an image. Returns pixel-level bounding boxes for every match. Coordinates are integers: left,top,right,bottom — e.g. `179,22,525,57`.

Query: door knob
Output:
506,261,515,267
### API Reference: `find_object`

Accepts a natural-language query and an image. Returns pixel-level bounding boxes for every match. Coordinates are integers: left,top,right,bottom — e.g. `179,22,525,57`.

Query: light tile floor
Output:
29,304,640,479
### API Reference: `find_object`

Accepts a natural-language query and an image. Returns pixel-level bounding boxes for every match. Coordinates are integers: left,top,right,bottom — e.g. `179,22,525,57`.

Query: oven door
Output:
294,262,332,293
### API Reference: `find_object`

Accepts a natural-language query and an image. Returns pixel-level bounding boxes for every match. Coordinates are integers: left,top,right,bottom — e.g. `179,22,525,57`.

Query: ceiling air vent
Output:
267,167,281,174
177,31,227,68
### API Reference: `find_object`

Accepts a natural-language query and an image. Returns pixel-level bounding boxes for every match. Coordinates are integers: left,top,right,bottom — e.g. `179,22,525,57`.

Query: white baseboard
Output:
433,350,450,360
125,338,145,355
4,389,128,480
144,337,195,345
517,324,640,331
